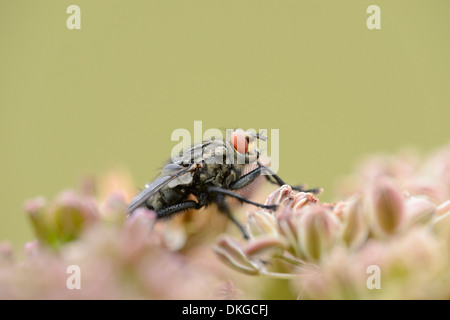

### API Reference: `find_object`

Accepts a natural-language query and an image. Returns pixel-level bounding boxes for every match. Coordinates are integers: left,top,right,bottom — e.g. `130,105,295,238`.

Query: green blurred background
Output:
1,1,449,249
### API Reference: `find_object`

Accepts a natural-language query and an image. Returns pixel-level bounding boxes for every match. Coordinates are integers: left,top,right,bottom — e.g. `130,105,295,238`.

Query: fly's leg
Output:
155,200,203,219
213,193,249,240
258,166,321,193
230,165,321,194
207,186,277,210
228,166,266,190
263,171,321,194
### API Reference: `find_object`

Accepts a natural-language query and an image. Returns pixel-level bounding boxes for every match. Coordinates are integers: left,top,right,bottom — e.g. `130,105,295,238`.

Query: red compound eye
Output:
230,131,248,154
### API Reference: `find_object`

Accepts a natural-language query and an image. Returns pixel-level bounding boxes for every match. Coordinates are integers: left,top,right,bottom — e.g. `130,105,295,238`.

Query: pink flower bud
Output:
51,190,99,242
264,185,319,214
276,207,302,257
371,179,405,235
403,196,437,228
120,208,157,263
243,236,286,260
23,196,46,215
340,196,369,250
298,206,339,261
213,236,259,275
23,197,49,243
246,210,278,239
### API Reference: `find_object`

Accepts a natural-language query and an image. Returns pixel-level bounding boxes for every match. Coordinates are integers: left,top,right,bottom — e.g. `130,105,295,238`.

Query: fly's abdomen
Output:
146,185,188,211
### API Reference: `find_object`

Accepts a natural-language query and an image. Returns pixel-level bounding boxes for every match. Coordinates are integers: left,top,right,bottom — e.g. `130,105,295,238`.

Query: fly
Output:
128,129,320,239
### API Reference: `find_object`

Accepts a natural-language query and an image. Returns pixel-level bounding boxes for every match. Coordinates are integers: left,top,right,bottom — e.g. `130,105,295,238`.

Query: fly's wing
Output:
127,163,194,213
174,141,213,165
128,140,225,213
176,140,228,165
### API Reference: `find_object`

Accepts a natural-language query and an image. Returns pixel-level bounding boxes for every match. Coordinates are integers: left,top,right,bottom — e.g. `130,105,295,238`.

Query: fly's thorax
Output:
195,139,260,166
193,162,245,188
202,142,227,164
176,139,259,167
224,164,246,187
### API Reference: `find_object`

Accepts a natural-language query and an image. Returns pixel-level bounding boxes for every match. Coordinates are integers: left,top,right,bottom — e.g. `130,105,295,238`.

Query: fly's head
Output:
229,129,266,164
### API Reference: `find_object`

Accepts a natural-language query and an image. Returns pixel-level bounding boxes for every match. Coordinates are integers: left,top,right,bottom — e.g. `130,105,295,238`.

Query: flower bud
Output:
101,192,128,224
340,196,369,250
214,236,259,275
243,236,285,260
51,190,99,242
120,208,157,262
24,191,101,247
298,206,339,261
371,179,405,235
291,192,319,212
23,196,49,243
264,185,294,209
403,196,437,228
264,185,319,214
246,210,278,239
125,208,157,236
277,207,302,257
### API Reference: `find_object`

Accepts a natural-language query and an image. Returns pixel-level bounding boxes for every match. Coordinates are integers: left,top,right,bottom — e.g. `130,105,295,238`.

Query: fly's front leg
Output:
155,200,203,219
208,186,277,210
264,167,322,194
231,165,321,194
228,166,265,190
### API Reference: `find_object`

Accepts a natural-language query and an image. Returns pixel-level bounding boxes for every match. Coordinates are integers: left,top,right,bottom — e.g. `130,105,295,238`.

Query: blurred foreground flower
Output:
0,171,250,299
24,191,99,248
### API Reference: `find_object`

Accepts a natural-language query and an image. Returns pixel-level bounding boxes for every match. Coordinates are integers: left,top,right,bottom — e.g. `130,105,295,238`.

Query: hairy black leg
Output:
213,193,249,240
229,166,265,190
155,200,203,219
207,186,277,210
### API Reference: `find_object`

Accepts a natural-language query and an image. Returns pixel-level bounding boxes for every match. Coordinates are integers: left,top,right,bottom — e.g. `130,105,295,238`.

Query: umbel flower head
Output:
0,146,449,299
1,172,243,299
214,145,450,299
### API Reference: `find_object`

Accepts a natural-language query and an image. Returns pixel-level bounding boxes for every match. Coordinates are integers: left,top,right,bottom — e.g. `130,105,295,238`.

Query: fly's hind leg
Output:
207,186,277,210
155,200,203,219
